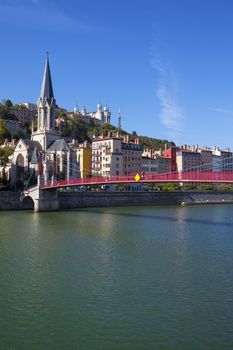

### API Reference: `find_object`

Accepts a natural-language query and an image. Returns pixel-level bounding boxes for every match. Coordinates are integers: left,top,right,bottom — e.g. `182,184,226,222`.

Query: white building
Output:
177,145,233,172
19,102,37,111
212,146,233,171
70,102,111,126
92,136,123,176
92,134,142,177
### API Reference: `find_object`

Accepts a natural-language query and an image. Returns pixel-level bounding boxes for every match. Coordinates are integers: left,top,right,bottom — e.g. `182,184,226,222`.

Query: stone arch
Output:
21,196,34,210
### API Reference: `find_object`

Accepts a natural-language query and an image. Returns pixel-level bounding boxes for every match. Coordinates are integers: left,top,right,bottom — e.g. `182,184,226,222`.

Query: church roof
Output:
16,139,42,162
30,147,40,164
40,55,54,101
47,139,69,152
23,139,42,151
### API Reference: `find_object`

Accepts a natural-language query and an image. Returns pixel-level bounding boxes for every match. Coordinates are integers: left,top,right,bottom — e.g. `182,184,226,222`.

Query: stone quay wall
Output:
0,191,20,210
1,190,233,211
58,191,233,209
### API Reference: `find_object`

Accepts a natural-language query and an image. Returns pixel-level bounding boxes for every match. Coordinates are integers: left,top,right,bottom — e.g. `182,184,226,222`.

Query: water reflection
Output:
0,206,233,350
77,207,233,227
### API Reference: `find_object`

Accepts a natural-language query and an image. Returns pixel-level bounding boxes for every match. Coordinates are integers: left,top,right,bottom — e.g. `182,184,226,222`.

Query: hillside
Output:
85,122,175,150
61,119,175,150
0,106,176,150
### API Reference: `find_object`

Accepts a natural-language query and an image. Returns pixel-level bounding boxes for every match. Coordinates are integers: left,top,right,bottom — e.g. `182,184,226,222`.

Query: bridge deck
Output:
41,171,233,189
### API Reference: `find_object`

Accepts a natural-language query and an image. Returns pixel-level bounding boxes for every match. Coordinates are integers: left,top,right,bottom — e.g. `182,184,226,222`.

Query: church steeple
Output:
37,53,56,132
31,54,60,150
40,52,54,101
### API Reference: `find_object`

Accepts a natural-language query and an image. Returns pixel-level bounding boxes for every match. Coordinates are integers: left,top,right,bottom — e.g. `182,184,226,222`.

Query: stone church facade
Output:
11,56,80,185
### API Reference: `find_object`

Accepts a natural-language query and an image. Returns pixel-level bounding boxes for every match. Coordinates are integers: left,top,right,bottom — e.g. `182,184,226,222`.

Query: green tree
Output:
0,119,7,144
0,146,13,167
5,99,13,111
0,105,8,120
0,168,7,185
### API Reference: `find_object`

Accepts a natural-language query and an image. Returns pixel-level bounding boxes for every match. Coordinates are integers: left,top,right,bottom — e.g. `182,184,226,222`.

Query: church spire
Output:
36,53,56,134
40,52,54,101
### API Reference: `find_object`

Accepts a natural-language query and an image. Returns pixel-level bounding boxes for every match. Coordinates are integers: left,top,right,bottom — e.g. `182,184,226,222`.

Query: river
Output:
0,204,232,349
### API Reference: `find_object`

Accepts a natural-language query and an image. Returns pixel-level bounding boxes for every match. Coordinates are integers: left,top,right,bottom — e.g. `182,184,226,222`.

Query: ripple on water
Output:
0,205,233,349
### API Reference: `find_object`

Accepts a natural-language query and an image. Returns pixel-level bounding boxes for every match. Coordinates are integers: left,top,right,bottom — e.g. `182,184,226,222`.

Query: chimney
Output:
124,134,130,143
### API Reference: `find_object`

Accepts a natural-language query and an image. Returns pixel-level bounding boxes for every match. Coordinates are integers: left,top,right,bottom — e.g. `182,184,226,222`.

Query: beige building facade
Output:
91,135,142,177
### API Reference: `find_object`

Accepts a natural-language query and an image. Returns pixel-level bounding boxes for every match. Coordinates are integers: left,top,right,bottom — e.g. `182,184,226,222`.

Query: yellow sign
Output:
134,173,140,182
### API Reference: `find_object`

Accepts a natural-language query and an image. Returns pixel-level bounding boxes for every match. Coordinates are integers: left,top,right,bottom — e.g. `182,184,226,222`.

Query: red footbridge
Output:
41,171,233,190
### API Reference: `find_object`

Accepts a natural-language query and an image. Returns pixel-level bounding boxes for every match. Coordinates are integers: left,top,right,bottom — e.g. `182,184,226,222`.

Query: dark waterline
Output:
0,205,233,349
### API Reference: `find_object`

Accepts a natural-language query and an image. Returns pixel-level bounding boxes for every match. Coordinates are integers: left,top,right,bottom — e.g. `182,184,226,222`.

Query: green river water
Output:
0,205,232,349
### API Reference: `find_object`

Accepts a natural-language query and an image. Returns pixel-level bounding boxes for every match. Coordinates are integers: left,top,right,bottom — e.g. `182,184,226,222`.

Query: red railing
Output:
41,171,233,189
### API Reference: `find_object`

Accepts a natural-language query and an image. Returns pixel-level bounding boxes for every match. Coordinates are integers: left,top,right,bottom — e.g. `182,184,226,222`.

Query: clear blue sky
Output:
1,0,233,149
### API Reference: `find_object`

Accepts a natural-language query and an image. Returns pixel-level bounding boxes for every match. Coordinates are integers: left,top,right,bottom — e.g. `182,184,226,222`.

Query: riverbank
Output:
0,191,20,210
1,190,233,211
58,190,233,209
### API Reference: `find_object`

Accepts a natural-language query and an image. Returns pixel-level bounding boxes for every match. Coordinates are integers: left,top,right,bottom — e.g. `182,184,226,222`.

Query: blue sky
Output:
1,0,233,149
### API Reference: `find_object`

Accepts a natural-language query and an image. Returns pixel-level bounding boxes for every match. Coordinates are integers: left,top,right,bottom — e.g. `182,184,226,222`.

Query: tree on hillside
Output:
13,104,26,110
0,105,8,119
0,146,13,167
5,99,13,111
0,119,8,144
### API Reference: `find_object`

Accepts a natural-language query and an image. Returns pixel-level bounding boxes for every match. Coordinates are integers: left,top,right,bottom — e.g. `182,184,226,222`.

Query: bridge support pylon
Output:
23,175,59,212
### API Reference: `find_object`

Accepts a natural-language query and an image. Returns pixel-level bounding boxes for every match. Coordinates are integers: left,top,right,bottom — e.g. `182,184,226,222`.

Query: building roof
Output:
30,147,40,164
23,139,42,151
47,139,69,152
40,55,54,101
121,142,141,150
92,136,123,142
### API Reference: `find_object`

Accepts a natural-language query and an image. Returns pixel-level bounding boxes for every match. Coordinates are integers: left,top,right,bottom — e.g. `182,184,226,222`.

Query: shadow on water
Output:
77,208,233,228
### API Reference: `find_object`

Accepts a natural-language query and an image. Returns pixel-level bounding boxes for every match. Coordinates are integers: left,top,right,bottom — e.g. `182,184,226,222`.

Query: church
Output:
11,55,80,185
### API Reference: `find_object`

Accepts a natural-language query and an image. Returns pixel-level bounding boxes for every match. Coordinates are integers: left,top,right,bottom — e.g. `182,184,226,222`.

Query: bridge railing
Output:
41,171,233,189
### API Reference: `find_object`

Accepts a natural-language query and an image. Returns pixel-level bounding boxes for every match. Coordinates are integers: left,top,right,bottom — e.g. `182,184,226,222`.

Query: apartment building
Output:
142,156,171,173
76,141,92,178
91,134,142,176
176,148,202,172
162,147,177,172
212,147,233,171
92,136,123,176
122,135,142,175
10,108,35,123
